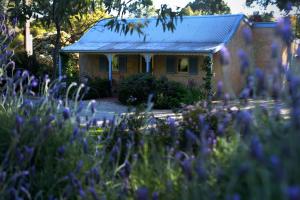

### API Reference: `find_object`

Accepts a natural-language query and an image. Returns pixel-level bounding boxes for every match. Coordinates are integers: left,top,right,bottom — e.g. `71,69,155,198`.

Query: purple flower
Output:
79,189,86,198
75,160,84,173
31,79,38,88
120,161,131,178
83,138,88,154
286,2,293,13
76,102,84,114
185,130,197,143
70,127,79,143
22,70,29,78
237,110,252,134
217,123,225,136
250,136,263,160
270,155,280,168
89,187,99,200
227,194,241,200
240,88,250,100
242,27,253,44
217,81,223,98
195,159,206,179
6,60,15,69
91,167,100,184
255,68,264,83
167,117,177,136
181,158,193,180
276,17,294,45
57,146,65,157
110,144,119,162
271,43,279,58
175,151,184,161
12,17,18,27
16,115,24,132
237,49,249,74
286,186,300,200
16,115,24,127
0,171,7,183
152,192,159,200
24,146,34,157
220,46,231,65
47,114,55,125
91,100,96,114
136,187,149,200
63,107,71,120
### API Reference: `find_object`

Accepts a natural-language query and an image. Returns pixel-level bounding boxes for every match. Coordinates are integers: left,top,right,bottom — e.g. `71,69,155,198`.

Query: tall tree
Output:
9,0,182,76
182,0,231,16
29,0,95,76
246,0,300,11
248,11,275,22
128,2,157,18
246,0,300,38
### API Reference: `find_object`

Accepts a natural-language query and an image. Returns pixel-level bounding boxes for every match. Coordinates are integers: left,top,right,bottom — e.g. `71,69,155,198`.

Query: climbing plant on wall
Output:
202,56,213,101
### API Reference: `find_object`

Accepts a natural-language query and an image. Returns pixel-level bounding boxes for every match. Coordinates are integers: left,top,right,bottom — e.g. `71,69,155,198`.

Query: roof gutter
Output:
60,49,216,55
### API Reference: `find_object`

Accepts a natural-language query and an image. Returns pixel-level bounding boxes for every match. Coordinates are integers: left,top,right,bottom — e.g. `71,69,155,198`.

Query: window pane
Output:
112,55,119,72
178,58,189,72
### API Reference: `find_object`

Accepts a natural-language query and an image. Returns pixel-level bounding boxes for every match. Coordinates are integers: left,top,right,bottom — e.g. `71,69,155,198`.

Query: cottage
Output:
61,14,287,95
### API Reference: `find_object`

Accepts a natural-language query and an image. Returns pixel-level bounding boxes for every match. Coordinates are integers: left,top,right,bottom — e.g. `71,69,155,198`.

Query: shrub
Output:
118,73,156,105
83,76,112,99
119,74,205,109
61,53,79,84
183,80,205,105
154,77,188,109
12,50,52,78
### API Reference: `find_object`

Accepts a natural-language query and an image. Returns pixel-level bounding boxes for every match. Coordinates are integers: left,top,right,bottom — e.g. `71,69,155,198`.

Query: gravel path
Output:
75,98,289,125
78,98,179,122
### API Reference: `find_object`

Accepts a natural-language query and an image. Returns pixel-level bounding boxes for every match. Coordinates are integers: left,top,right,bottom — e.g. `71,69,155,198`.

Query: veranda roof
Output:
62,14,246,54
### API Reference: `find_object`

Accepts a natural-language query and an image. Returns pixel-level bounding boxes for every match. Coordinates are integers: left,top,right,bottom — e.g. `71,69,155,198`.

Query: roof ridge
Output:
108,14,246,22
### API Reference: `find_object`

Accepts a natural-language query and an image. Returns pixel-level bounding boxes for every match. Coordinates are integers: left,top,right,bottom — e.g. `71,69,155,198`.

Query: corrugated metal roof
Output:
252,22,277,28
62,14,246,54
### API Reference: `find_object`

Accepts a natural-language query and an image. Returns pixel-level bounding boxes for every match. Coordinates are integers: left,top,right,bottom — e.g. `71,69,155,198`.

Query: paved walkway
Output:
77,98,290,125
78,98,180,123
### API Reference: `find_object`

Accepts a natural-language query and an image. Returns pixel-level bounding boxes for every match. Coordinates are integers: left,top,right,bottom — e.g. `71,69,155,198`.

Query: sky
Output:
152,0,283,17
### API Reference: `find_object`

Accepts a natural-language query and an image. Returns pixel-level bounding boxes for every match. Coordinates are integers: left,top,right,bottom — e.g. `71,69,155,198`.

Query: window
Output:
112,55,119,72
177,57,189,73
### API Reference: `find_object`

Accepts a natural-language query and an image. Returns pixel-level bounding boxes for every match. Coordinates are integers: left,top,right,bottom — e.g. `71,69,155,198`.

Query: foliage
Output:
202,56,213,100
246,0,300,11
183,81,205,105
155,77,188,109
10,32,24,50
182,0,231,16
61,53,79,84
248,11,275,22
67,9,107,44
8,0,97,76
127,0,157,18
118,73,157,105
83,76,112,99
118,74,204,109
12,50,52,78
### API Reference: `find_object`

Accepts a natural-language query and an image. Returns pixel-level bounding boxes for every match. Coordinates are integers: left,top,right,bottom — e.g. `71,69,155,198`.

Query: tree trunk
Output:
53,21,61,78
24,0,33,55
